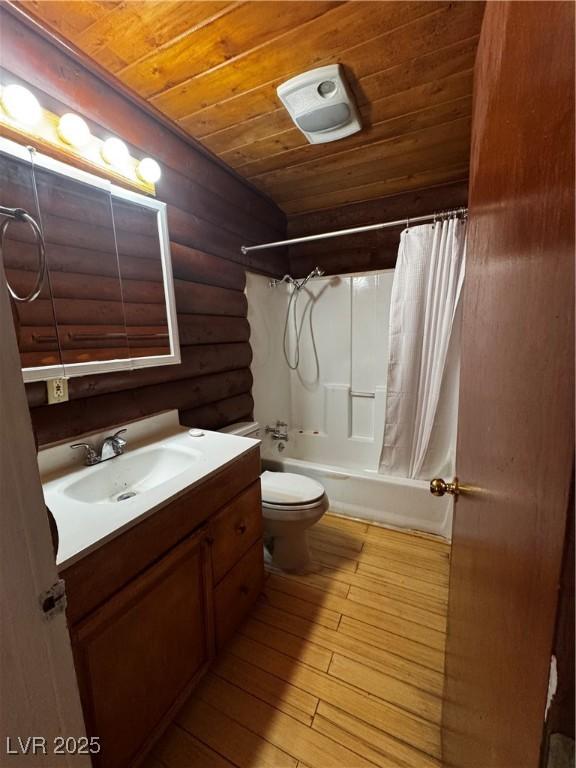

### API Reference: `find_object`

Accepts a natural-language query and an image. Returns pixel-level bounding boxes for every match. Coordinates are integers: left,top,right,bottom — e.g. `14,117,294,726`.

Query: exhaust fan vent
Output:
277,64,361,144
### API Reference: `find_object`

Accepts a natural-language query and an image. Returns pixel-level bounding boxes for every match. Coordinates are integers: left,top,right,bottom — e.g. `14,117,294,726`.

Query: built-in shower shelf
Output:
350,390,375,398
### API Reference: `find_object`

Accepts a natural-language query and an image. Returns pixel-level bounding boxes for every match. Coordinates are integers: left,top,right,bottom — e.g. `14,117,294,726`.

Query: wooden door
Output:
0,242,89,763
442,3,575,767
71,528,213,768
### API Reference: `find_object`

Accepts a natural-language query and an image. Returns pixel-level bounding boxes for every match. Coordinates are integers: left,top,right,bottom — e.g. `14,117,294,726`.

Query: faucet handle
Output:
111,428,127,446
71,442,98,464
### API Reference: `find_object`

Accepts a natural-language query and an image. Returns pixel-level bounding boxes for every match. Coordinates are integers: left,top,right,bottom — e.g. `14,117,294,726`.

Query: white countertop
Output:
39,411,260,569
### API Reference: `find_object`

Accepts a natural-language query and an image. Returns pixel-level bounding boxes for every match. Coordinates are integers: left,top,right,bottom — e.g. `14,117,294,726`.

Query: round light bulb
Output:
101,136,129,168
136,157,161,184
1,84,42,126
57,113,91,148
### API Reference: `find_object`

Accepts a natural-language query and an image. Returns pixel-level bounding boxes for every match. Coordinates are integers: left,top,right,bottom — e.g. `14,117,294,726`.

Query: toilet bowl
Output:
220,422,329,572
261,470,329,572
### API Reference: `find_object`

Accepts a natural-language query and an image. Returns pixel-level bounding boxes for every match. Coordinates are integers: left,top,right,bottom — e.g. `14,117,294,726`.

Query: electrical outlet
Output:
47,377,69,405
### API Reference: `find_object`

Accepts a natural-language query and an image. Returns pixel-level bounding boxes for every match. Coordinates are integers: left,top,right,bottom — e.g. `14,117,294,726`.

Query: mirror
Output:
0,137,180,382
33,164,131,371
0,149,61,370
111,195,172,362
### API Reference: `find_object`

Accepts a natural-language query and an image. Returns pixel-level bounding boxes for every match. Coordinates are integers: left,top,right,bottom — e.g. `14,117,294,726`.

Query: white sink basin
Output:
62,445,203,504
38,411,260,568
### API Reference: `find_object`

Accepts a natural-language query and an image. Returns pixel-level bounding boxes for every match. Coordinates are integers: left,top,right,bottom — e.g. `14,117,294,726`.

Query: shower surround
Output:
246,270,458,537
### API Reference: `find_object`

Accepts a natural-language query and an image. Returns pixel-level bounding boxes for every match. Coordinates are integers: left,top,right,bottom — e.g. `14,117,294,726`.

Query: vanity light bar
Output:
0,82,161,193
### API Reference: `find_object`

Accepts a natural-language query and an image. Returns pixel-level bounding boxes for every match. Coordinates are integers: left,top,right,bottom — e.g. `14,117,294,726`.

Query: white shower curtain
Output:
379,217,466,479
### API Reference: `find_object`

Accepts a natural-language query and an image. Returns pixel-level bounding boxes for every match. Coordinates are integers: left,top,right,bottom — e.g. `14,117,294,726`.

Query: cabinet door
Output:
71,527,213,768
214,539,264,650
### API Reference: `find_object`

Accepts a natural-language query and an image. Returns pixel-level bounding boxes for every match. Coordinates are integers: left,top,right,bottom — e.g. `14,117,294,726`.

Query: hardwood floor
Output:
145,514,450,768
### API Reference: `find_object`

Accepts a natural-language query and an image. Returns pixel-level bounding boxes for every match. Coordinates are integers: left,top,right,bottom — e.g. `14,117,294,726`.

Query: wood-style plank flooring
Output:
147,514,450,768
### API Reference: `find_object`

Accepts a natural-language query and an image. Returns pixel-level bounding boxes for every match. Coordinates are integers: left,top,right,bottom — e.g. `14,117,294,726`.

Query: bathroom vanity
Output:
40,412,264,768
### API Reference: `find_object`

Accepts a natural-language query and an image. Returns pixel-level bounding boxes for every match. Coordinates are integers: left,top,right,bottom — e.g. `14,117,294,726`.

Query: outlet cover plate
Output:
47,378,69,405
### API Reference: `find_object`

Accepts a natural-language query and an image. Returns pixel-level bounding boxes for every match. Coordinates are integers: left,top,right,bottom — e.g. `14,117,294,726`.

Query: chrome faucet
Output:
265,421,289,441
71,429,127,466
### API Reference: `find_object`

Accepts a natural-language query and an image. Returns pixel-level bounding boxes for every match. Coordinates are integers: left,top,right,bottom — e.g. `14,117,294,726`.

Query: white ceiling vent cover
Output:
277,64,361,144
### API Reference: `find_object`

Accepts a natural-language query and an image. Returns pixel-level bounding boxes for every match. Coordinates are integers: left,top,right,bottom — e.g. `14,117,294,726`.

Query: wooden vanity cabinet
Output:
71,527,213,768
62,448,264,768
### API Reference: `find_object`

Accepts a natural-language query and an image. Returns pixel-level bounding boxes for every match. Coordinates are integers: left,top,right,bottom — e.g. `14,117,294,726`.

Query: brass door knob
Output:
430,477,460,497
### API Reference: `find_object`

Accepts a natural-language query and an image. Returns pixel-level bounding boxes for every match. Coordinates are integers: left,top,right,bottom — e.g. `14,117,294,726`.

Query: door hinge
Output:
39,579,67,620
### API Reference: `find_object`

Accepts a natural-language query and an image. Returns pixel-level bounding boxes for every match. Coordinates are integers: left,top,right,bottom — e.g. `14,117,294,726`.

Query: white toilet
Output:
221,422,329,572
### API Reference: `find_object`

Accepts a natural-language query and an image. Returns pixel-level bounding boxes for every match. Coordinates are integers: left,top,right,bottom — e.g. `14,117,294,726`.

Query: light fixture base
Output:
0,95,157,195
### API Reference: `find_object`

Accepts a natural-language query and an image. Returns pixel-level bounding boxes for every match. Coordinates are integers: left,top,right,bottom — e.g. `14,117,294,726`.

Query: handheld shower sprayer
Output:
268,266,325,370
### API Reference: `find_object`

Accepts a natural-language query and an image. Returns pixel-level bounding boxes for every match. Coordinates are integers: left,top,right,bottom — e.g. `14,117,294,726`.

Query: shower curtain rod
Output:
241,206,468,254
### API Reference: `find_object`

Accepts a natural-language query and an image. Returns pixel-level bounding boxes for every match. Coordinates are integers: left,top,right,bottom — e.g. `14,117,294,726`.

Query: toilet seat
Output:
261,471,328,520
261,471,325,506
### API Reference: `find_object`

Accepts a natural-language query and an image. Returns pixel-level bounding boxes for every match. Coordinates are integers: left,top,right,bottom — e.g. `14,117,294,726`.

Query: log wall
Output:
0,8,287,444
287,181,469,277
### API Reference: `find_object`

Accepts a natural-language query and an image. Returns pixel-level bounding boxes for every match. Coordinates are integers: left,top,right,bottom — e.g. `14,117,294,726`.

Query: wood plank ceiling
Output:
15,1,484,214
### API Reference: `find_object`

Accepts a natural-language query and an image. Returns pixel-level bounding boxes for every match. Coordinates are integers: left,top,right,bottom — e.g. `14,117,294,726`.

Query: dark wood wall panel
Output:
31,369,254,446
173,280,247,317
180,394,255,433
0,8,286,444
170,244,246,290
178,316,251,347
287,180,468,277
26,344,253,408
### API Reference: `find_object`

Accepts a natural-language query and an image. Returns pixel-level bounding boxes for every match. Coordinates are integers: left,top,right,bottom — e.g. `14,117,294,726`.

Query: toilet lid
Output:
261,471,325,506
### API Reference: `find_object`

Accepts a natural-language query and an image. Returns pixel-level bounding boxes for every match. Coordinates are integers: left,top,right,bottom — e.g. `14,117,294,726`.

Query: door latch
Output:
39,579,67,619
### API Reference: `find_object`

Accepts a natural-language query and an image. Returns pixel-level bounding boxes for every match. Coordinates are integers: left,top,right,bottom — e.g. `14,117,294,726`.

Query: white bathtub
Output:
261,438,452,540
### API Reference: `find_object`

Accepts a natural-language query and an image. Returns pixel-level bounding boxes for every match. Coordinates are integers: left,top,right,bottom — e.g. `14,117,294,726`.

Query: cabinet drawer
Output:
214,540,264,650
211,481,262,584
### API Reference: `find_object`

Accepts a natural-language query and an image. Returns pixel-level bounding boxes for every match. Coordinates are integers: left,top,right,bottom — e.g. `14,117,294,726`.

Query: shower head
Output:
269,267,324,289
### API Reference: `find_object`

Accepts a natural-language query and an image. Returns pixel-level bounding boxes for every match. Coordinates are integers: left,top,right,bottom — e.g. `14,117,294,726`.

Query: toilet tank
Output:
220,421,261,439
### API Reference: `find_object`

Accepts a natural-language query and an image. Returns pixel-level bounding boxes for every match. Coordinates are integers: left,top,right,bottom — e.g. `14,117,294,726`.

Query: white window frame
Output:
0,136,180,382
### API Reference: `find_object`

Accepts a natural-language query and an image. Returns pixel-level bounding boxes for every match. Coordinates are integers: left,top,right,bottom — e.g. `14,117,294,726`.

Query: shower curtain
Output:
379,217,466,479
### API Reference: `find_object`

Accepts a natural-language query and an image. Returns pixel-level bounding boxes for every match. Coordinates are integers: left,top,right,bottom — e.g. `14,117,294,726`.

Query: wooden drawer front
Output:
72,528,212,768
214,540,264,650
211,481,263,584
